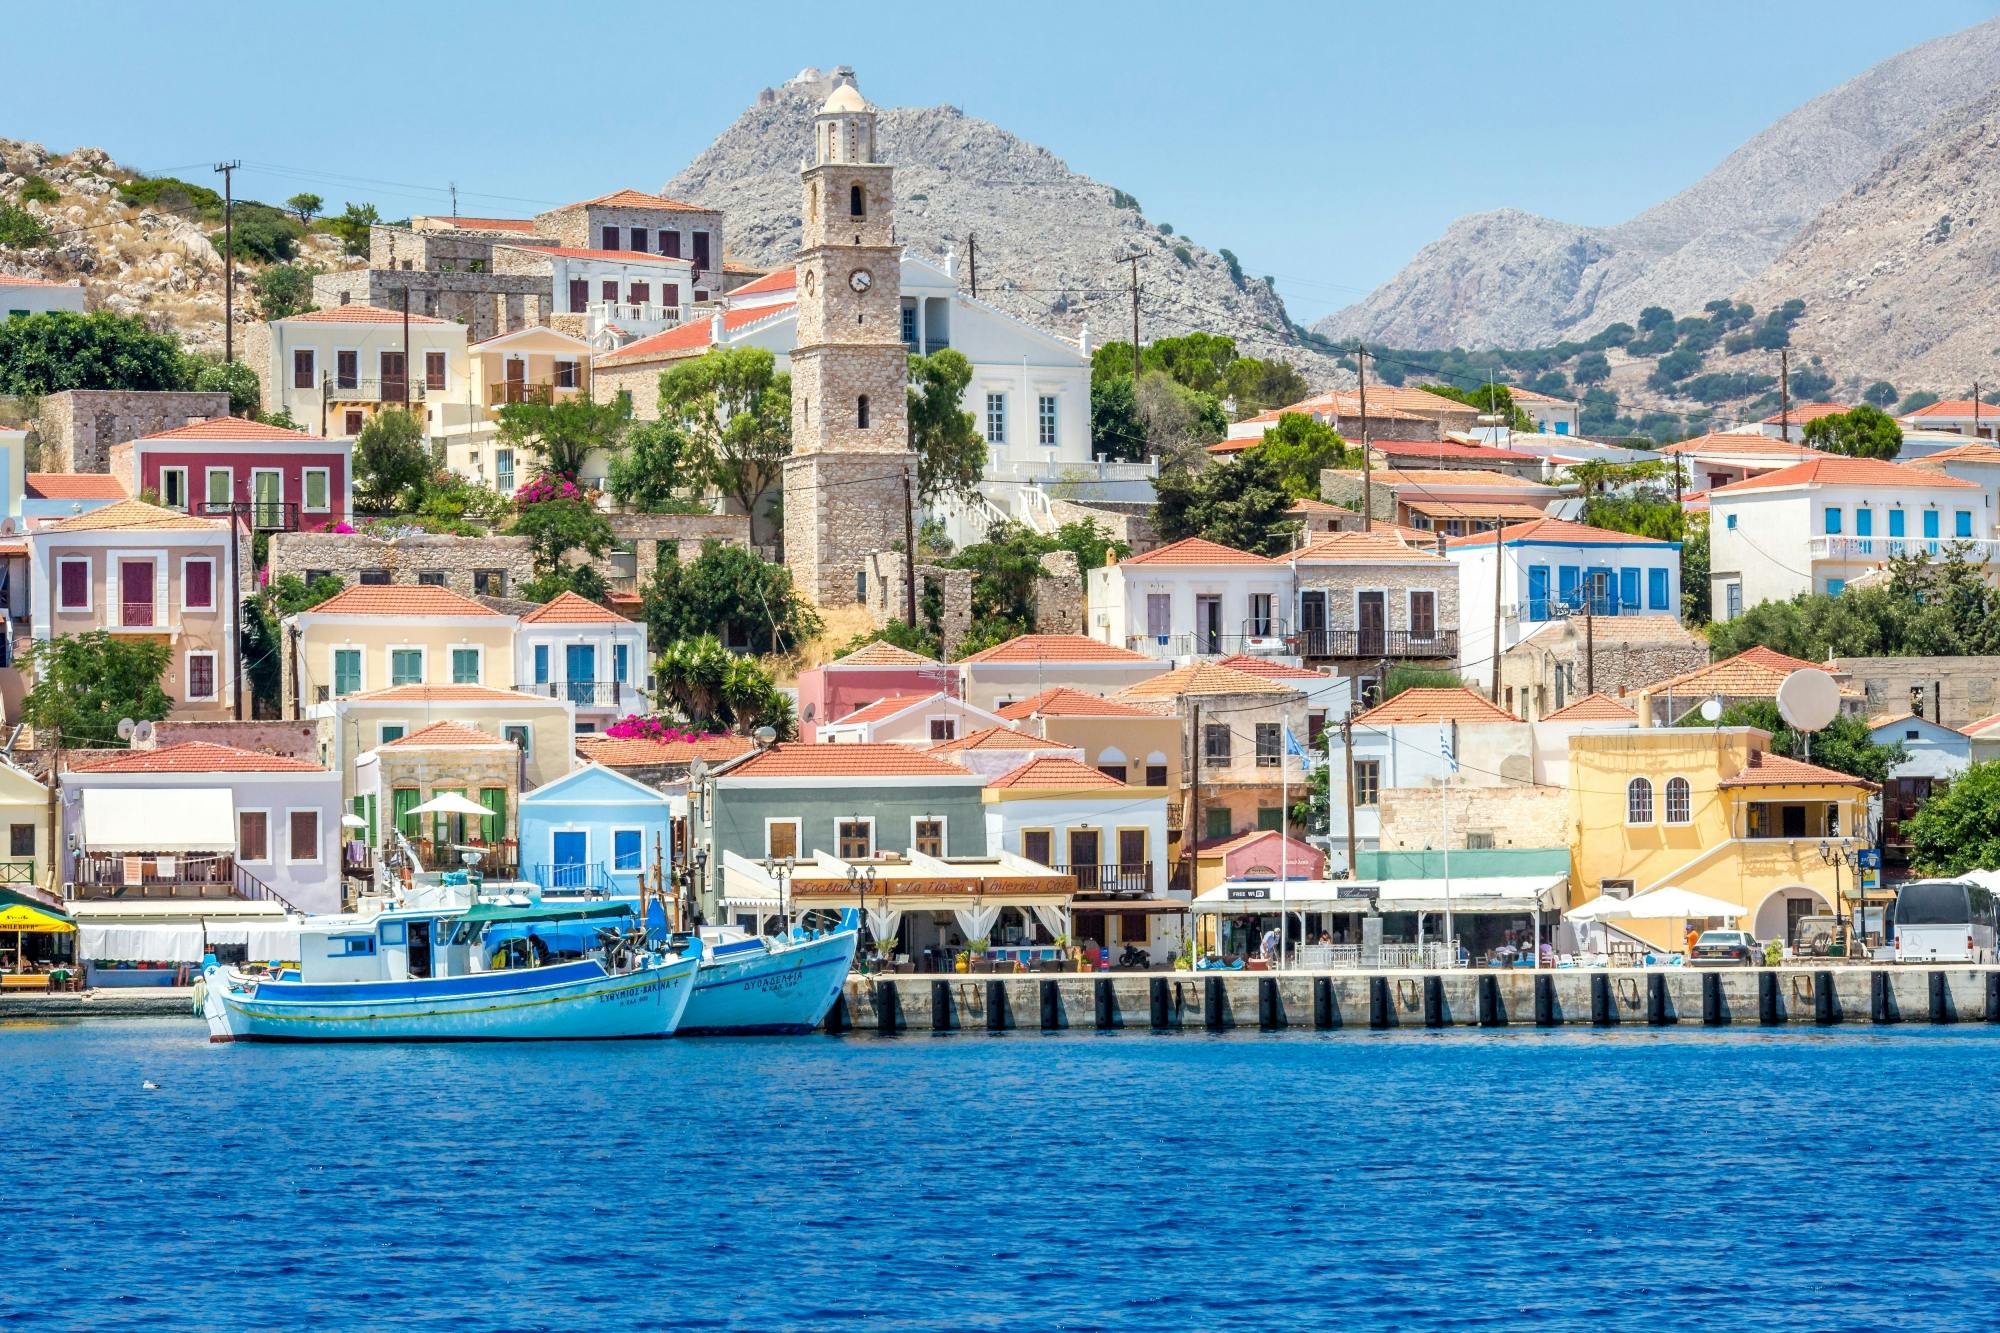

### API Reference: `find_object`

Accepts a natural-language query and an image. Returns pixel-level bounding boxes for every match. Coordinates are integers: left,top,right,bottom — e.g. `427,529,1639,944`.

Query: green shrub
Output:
0,203,54,250
116,176,223,218
19,176,58,206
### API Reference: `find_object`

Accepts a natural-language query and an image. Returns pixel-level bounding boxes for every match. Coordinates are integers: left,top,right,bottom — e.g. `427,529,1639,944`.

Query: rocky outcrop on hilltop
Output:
667,72,1341,380
1314,17,2000,350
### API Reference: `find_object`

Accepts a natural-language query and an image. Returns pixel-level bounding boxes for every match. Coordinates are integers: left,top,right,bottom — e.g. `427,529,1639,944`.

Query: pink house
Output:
109,417,355,532
794,640,959,741
1203,829,1327,883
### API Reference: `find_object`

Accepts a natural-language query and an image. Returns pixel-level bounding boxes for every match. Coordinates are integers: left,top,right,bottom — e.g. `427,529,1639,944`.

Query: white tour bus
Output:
1893,879,1998,964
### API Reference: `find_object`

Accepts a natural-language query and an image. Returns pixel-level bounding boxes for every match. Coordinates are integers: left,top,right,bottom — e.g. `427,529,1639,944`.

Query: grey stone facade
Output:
864,551,972,657
1831,656,2000,729
36,389,231,473
1034,550,1082,635
310,269,549,343
269,530,537,599
1047,498,1160,554
1319,469,1399,521
1501,615,1707,721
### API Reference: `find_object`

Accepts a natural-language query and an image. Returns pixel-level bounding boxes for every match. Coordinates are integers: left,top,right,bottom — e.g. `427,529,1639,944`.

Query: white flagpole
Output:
1280,727,1289,971
1440,719,1456,967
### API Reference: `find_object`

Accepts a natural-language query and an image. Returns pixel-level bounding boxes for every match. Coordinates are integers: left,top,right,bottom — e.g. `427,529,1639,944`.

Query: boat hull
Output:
202,955,699,1043
676,929,858,1037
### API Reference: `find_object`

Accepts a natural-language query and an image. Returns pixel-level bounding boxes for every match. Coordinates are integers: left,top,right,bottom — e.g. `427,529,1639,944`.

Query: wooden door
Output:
1358,591,1386,657
1068,829,1101,890
380,351,407,402
119,560,153,627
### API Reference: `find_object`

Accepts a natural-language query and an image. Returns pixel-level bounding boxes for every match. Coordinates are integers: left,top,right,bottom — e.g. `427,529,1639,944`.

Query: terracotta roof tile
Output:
731,267,797,296
1758,403,1850,426
723,742,977,780
597,303,793,365
504,244,694,267
1404,499,1555,522
995,687,1159,720
139,417,321,442
45,498,220,532
280,304,450,325
1369,438,1533,463
1910,443,2000,467
1645,646,1825,696
1718,750,1875,789
381,721,511,748
308,584,502,617
1903,398,2000,419
0,273,74,288
570,188,709,213
1710,455,1979,495
1211,655,1333,681
957,633,1158,664
1448,517,1672,549
346,684,546,704
1353,687,1520,725
985,756,1127,790
576,734,755,767
1117,537,1275,567
1961,711,2000,737
429,216,536,232
1658,432,1824,458
1291,530,1444,561
24,473,127,501
1342,468,1553,490
1520,615,1697,647
928,725,1070,754
1119,662,1298,699
68,742,324,774
828,694,939,726
830,639,941,669
1541,692,1637,721
519,591,629,625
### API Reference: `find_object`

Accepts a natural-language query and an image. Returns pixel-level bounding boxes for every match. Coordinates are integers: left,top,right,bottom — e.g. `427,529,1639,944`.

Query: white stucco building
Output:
512,592,650,732
1087,537,1294,661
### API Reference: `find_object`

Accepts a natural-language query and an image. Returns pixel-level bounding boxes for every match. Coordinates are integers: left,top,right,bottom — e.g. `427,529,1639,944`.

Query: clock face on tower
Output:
849,269,873,293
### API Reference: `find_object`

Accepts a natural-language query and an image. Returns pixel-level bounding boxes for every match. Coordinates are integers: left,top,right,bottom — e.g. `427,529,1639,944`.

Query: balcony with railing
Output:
525,679,649,712
1299,628,1459,660
1127,620,1297,661
69,852,299,910
1057,863,1155,898
1804,535,2000,563
198,499,300,532
488,378,588,408
587,301,689,340
529,862,626,898
322,376,430,405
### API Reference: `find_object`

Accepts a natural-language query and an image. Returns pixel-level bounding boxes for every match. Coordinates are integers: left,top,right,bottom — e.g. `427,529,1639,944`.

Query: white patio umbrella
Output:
339,813,369,829
406,793,492,818
1567,886,1743,960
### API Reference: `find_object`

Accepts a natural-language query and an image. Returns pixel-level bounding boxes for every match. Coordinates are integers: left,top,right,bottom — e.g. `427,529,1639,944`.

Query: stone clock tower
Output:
781,71,918,607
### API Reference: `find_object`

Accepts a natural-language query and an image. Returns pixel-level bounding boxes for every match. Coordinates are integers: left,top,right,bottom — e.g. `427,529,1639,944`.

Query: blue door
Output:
1527,566,1550,620
1855,507,1873,555
551,830,588,890
565,644,595,707
1618,568,1640,615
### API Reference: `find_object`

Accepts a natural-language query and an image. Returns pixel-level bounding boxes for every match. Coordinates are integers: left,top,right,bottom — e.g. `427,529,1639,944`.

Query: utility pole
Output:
966,232,977,299
401,287,412,405
1975,381,1984,441
1779,348,1791,443
1356,342,1372,532
1122,255,1142,379
1585,607,1596,696
1489,519,1505,704
902,470,917,629
449,182,459,218
1341,711,1357,881
214,161,240,364
1188,699,1202,930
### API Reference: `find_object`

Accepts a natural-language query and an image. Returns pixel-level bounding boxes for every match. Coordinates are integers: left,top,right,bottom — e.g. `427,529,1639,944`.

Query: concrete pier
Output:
832,967,2000,1032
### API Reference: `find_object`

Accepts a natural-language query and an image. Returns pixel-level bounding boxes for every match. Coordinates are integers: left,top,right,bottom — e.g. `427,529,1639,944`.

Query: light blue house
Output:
516,762,671,895
1867,712,1969,782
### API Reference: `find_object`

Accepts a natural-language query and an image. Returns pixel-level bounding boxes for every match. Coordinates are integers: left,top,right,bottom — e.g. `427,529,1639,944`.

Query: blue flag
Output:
1439,720,1458,773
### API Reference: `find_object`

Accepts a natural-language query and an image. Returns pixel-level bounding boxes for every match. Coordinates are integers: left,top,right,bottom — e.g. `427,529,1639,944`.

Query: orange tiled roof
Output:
829,694,939,726
1758,403,1850,426
1709,455,1979,495
731,267,798,296
1369,438,1531,464
576,734,755,767
1447,517,1672,549
520,591,629,625
1354,687,1519,725
598,303,795,365
346,684,545,704
1291,530,1443,561
1960,711,2000,737
985,756,1127,790
24,473,127,501
958,633,1157,664
1404,499,1554,522
45,498,219,532
929,725,1069,753
308,584,501,617
1349,468,1552,490
140,417,320,442
281,304,450,325
1903,398,1999,419
1718,750,1875,789
1657,432,1822,459
382,721,510,748
829,639,941,669
1117,537,1275,567
723,742,976,780
1645,646,1823,695
1910,443,2000,466
0,273,74,287
570,188,709,213
434,216,536,232
995,687,1159,720
1541,692,1637,721
505,244,694,266
1212,655,1333,681
68,741,324,774
1119,662,1298,699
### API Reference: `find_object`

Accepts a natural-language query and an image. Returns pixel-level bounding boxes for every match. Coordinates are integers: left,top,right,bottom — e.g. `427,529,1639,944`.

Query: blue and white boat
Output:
675,914,860,1037
201,899,700,1043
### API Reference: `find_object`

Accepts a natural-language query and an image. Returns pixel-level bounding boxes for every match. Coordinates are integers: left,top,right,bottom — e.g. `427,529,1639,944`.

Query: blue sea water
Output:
3,1019,1998,1332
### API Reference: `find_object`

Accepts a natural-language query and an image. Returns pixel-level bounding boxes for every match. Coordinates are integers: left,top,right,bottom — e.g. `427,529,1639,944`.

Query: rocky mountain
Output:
667,70,1339,378
1731,85,2000,393
1314,17,2000,351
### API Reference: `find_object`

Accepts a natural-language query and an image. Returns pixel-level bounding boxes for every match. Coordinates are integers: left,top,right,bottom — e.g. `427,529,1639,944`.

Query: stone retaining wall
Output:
36,389,231,473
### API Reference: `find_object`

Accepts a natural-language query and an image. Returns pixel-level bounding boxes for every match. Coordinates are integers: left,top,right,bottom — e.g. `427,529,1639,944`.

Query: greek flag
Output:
1439,720,1458,773
1285,726,1315,771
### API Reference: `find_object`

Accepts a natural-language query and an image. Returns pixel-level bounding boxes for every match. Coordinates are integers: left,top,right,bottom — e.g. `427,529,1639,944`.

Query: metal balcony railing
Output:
489,380,586,407
198,500,300,532
1299,628,1458,659
118,601,158,629
322,376,430,404
529,862,623,897
1057,862,1154,897
526,680,646,710
70,853,300,911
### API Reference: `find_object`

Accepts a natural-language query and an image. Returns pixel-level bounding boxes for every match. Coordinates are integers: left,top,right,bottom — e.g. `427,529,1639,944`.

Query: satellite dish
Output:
115,718,136,741
132,720,155,745
689,758,709,781
1776,669,1840,733
1699,699,1723,722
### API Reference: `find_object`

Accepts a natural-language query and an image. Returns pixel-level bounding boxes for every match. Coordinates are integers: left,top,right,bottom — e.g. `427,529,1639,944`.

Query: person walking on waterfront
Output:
1685,923,1700,956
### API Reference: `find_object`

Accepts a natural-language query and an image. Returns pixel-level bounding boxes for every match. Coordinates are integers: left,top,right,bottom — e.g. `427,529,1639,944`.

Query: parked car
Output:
1691,929,1761,966
1793,915,1841,958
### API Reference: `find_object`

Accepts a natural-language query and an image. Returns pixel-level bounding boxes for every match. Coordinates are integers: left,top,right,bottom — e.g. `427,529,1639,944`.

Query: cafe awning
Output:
1194,873,1568,916
80,787,235,853
1070,898,1193,915
0,898,73,934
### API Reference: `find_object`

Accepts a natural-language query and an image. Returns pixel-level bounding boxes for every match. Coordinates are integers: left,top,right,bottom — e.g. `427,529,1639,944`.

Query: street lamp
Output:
1818,837,1862,956
763,854,795,939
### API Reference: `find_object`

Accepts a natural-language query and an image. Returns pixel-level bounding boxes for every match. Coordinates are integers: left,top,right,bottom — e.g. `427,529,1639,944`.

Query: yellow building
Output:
434,326,596,492
283,584,519,719
1569,726,1874,950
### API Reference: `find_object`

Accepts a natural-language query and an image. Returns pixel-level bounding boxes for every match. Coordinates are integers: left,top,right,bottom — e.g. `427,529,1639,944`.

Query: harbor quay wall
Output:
827,967,2000,1033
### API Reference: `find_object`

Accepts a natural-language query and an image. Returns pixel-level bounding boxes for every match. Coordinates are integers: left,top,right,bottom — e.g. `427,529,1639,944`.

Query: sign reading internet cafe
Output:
792,876,1076,899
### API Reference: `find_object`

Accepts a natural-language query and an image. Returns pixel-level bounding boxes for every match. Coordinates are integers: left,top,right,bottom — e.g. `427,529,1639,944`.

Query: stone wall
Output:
270,530,537,598
1376,784,1569,851
532,203,724,279
1295,564,1461,640
864,550,972,657
1047,498,1159,554
784,450,915,608
136,719,319,761
1501,618,1708,722
1034,549,1082,635
310,271,548,343
609,512,752,573
36,390,231,473
1319,470,1398,520
1832,656,1999,729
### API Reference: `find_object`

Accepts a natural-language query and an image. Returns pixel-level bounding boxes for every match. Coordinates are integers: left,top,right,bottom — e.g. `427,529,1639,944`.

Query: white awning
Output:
78,923,207,963
203,923,303,960
1194,874,1568,916
81,787,235,853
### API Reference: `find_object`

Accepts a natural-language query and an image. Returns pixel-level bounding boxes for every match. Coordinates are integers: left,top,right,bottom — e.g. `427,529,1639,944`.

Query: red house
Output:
794,639,959,741
109,417,355,532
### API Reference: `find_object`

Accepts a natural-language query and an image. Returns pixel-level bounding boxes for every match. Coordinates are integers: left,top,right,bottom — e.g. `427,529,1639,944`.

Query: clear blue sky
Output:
5,0,1995,322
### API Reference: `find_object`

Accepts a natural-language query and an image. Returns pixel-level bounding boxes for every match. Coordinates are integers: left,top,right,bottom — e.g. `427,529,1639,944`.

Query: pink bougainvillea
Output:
332,521,356,534
603,713,727,744
514,472,593,506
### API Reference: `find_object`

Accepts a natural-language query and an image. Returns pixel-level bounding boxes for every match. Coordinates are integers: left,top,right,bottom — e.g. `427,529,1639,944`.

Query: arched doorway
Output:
1752,885,1831,946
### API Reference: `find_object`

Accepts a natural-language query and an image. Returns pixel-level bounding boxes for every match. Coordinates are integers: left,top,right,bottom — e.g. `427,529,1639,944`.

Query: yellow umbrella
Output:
0,903,73,933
